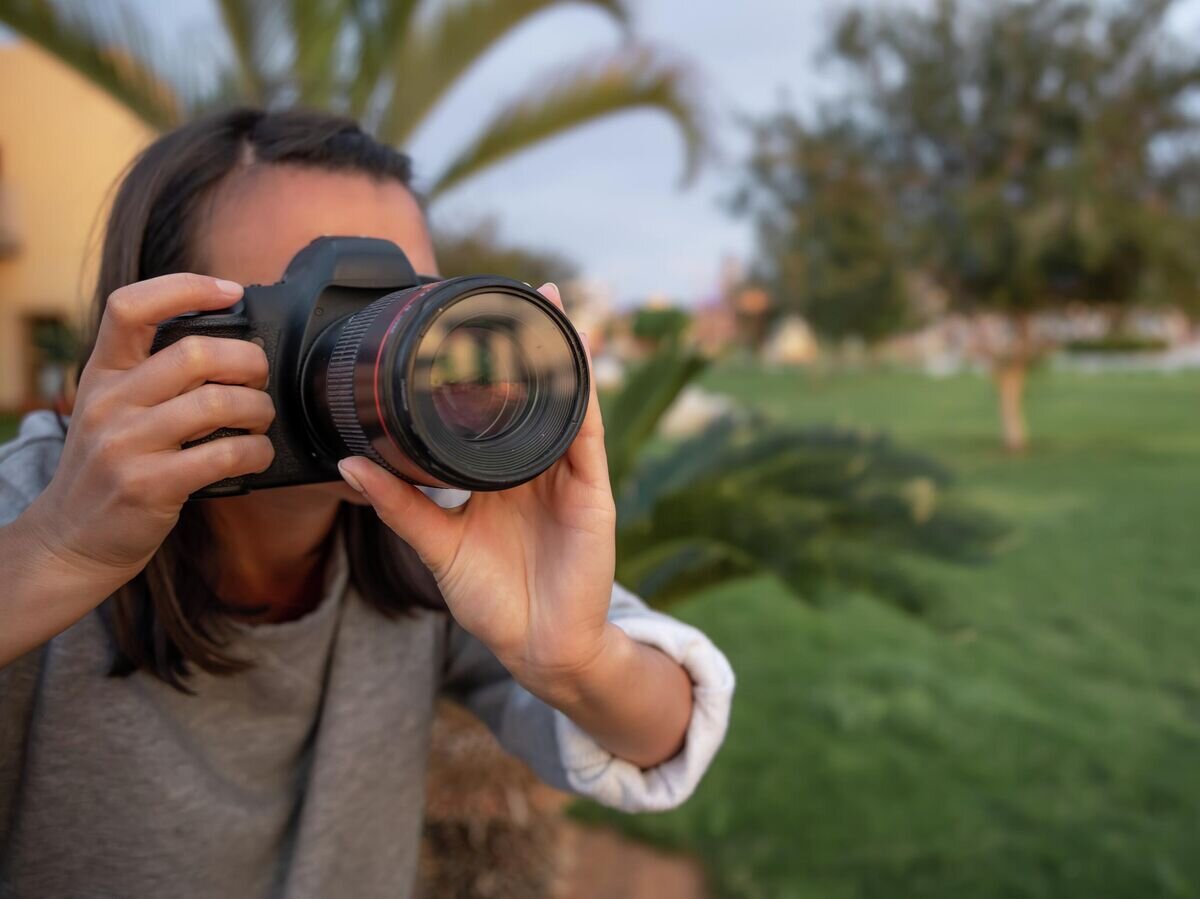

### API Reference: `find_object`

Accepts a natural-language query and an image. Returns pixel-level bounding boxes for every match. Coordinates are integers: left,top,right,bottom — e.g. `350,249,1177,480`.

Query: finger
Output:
92,274,244,372
565,332,611,487
159,434,275,501
125,335,269,406
134,384,276,447
337,456,462,574
538,282,564,312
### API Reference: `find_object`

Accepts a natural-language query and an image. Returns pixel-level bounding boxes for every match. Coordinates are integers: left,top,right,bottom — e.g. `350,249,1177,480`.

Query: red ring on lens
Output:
371,282,439,462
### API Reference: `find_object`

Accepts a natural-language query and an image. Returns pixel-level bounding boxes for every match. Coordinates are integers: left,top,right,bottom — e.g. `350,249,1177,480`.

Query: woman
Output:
0,109,733,897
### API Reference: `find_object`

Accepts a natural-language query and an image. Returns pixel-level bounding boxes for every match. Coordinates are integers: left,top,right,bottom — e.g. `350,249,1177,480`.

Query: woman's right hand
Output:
23,273,276,585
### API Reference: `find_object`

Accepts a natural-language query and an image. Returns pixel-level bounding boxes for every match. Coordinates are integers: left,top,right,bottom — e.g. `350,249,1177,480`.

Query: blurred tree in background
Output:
630,304,691,349
433,217,577,285
0,0,706,198
736,118,913,347
750,0,1200,451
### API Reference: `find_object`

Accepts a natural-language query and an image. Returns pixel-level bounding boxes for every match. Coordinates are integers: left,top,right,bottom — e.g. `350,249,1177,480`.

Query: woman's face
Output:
199,164,437,508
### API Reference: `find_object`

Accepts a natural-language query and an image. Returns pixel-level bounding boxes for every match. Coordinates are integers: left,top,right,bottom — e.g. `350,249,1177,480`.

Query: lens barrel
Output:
304,277,589,491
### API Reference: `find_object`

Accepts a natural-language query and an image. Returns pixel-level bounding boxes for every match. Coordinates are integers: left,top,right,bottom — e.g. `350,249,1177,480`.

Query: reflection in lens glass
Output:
429,323,532,440
409,288,582,485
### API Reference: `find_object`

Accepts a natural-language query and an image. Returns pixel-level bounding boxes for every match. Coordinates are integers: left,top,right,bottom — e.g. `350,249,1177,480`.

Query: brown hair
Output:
79,108,444,692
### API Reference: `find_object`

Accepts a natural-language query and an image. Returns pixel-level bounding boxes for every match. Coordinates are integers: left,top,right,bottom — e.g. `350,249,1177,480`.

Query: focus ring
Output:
325,299,401,476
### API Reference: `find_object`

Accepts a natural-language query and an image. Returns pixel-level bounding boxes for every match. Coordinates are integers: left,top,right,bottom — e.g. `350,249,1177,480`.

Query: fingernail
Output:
215,278,243,297
338,459,365,494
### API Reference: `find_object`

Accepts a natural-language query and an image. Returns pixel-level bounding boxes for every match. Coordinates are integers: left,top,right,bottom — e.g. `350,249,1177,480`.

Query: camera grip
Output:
152,311,258,499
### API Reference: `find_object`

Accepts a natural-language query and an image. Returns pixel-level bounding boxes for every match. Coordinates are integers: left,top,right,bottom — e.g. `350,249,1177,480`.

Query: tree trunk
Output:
984,312,1040,454
992,359,1029,454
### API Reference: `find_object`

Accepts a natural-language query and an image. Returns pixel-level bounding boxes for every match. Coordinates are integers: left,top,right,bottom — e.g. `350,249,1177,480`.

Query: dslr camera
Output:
153,237,590,498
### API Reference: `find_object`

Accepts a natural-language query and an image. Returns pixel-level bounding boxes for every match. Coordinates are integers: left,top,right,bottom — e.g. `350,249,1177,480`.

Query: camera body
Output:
152,236,588,499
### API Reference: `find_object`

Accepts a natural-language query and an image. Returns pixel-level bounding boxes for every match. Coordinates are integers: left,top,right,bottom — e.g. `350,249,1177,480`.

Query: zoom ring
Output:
324,300,402,477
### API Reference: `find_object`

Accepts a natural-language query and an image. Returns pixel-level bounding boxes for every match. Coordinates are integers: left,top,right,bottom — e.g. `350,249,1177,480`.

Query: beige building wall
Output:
0,41,153,410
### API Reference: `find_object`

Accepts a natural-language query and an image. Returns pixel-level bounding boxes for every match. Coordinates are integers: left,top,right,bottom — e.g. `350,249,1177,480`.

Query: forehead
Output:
198,164,435,285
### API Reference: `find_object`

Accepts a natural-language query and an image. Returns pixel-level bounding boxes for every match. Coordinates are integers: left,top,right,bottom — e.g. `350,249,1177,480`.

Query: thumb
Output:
338,457,461,573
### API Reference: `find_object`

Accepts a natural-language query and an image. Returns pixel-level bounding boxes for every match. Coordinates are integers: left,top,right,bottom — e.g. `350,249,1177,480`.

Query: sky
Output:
8,0,1200,305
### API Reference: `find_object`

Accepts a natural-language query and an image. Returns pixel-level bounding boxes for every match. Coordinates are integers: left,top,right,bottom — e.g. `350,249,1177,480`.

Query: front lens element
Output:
408,290,583,483
428,322,532,441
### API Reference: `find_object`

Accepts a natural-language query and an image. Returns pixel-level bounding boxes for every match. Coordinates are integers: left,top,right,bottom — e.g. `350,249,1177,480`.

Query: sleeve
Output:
0,411,66,527
0,478,30,528
440,583,735,813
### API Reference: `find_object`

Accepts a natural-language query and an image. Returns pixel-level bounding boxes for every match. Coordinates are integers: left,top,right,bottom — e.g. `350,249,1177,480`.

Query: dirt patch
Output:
555,820,710,899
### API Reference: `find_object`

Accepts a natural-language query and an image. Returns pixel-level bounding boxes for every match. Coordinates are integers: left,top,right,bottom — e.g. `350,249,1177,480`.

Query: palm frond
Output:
378,0,631,145
0,0,181,129
215,0,267,102
425,45,707,198
288,0,352,108
601,341,708,493
616,416,740,522
346,0,421,121
797,540,938,616
612,405,1010,613
618,416,954,521
616,539,759,607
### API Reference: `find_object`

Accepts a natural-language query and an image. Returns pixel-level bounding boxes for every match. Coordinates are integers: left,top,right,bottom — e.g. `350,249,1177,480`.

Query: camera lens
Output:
423,299,536,442
306,278,589,491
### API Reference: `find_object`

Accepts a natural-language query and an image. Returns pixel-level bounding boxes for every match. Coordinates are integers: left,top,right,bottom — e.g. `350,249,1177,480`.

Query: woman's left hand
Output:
337,283,618,702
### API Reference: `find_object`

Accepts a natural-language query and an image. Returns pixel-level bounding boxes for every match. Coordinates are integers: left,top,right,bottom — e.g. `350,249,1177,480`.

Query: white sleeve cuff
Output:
552,585,736,813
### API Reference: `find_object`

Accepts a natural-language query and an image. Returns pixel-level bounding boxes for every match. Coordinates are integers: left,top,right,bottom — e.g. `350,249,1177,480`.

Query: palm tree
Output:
0,0,705,198
605,340,1009,617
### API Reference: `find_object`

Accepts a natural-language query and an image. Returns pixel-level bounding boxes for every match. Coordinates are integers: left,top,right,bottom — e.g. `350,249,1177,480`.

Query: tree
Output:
630,304,690,350
433,217,577,286
817,0,1200,451
736,117,914,347
0,0,706,199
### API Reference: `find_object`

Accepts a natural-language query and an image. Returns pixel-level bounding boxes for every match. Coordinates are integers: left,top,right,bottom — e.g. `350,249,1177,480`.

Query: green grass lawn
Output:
0,414,18,443
580,366,1200,899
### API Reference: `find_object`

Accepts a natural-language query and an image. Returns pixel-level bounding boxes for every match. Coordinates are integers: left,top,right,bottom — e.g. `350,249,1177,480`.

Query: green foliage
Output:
603,344,1008,613
736,118,914,344
1064,335,1170,354
601,341,707,491
421,45,705,198
630,305,690,347
0,0,707,198
433,217,577,286
374,0,629,145
615,415,1007,614
829,0,1200,317
29,319,79,365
